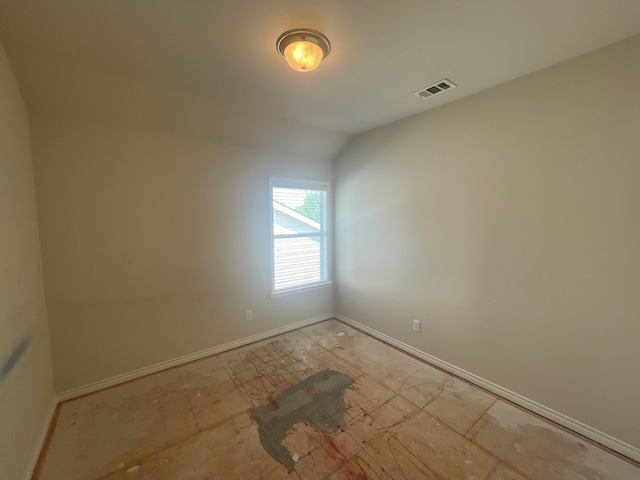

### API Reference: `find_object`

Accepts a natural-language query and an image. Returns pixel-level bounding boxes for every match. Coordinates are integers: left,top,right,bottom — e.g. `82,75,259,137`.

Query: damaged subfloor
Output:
36,320,639,480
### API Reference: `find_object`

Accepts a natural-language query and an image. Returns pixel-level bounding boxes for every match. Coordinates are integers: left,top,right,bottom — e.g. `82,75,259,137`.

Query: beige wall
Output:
0,44,55,480
32,119,334,392
334,35,640,449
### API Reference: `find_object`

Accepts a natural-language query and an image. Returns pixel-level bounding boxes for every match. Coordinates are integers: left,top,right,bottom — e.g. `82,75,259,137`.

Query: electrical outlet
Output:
412,319,421,332
246,309,253,321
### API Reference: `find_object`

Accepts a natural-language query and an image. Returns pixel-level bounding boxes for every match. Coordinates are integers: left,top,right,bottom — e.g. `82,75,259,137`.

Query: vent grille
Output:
414,79,457,99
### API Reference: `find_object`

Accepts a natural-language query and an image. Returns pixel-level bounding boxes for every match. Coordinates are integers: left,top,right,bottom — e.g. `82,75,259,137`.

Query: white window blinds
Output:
270,179,329,293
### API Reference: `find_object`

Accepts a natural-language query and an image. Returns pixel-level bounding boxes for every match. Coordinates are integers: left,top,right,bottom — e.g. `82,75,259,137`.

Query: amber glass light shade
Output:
277,29,331,73
284,40,324,72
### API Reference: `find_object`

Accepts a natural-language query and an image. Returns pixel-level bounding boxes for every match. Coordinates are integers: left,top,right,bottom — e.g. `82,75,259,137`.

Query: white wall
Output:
0,44,56,480
334,35,640,450
31,118,335,392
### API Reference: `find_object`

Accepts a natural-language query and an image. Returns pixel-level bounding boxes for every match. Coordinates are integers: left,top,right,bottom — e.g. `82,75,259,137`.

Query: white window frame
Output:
269,177,332,297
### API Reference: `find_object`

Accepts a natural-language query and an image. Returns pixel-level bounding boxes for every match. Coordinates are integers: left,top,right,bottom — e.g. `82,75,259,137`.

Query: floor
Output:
37,319,639,480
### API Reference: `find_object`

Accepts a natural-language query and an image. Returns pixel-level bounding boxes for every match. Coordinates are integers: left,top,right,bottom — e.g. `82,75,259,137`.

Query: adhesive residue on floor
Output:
248,369,355,471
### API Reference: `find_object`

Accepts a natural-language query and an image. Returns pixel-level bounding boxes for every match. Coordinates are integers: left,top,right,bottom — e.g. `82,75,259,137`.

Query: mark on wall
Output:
0,335,31,382
248,369,355,471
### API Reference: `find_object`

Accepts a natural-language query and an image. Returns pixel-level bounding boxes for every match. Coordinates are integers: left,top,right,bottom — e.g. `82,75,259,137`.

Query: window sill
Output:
270,281,333,299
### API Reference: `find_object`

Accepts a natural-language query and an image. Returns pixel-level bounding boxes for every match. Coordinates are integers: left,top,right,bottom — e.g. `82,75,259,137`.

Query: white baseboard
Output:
25,396,57,480
334,313,640,463
57,313,333,402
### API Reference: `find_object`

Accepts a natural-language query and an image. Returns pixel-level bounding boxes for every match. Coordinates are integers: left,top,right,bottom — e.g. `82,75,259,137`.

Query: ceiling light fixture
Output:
276,28,331,73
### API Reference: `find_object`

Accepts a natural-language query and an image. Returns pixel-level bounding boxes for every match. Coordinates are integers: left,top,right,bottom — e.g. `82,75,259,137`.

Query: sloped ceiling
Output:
1,0,639,154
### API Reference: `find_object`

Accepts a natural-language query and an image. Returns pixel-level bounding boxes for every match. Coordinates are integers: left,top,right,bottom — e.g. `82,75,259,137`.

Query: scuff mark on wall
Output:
0,335,31,382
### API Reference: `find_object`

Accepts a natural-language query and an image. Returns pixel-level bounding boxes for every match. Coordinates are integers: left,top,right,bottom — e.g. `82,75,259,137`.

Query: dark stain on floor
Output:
248,369,355,471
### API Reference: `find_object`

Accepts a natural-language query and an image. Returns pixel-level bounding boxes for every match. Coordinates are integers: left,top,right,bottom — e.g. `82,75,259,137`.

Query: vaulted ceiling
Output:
1,0,640,153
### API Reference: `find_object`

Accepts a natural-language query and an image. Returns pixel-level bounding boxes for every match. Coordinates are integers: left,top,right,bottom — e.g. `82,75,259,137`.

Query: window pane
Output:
274,236,327,290
273,187,326,235
271,181,329,293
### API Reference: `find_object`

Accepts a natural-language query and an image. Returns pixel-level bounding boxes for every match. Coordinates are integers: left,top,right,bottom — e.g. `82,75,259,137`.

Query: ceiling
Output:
1,0,640,139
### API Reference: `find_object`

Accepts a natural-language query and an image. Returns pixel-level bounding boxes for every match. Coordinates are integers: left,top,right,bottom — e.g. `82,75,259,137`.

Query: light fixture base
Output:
276,28,331,58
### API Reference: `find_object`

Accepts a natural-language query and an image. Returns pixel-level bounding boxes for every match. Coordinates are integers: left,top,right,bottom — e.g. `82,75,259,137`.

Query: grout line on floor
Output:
464,397,498,439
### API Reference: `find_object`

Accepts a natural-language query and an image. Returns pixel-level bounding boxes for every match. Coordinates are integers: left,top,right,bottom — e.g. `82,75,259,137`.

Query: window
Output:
270,178,330,295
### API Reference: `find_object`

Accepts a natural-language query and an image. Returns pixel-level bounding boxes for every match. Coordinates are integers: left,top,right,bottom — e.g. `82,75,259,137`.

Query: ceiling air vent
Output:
414,79,457,99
